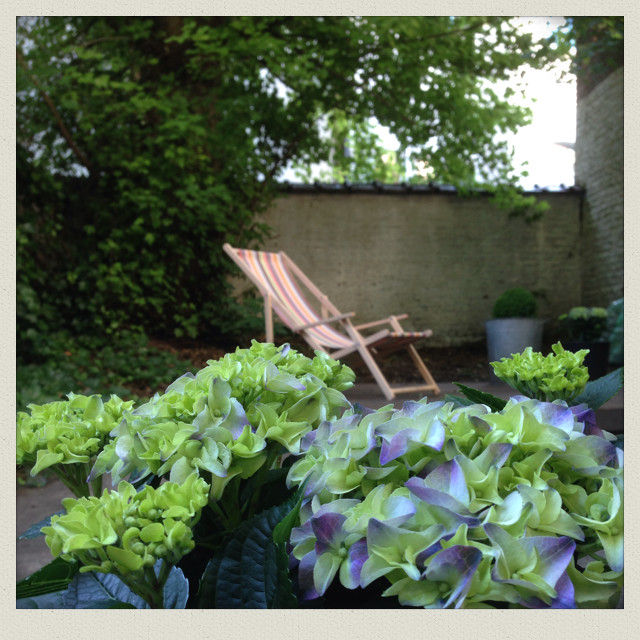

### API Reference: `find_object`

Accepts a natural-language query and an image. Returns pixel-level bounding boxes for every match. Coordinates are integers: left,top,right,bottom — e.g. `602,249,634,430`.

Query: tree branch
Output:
17,48,92,171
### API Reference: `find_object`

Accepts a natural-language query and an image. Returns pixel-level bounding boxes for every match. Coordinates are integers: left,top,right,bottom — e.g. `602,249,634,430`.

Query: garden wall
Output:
575,66,624,307
255,189,582,346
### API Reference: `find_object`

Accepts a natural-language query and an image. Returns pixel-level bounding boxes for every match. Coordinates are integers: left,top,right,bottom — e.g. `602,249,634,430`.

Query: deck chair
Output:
223,243,440,400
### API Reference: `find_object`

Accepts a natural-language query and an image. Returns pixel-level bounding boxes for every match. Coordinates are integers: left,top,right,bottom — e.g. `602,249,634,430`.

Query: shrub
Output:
492,287,537,319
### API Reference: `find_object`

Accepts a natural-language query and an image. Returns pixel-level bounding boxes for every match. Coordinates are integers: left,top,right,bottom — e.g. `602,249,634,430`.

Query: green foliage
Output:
607,299,623,365
453,383,507,412
16,330,195,410
573,368,623,411
558,306,609,343
17,563,189,609
492,287,537,318
198,490,303,608
559,17,624,98
17,16,569,350
293,109,406,183
16,557,79,600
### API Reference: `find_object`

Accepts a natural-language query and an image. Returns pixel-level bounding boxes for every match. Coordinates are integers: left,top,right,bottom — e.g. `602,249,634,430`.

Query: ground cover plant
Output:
17,342,623,609
16,330,199,412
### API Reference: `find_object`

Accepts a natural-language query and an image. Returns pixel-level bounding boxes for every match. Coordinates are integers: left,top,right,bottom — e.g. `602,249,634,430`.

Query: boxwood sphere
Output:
493,287,537,318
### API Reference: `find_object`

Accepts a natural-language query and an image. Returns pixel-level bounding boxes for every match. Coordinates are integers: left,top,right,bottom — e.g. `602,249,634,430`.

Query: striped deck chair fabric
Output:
223,243,440,400
231,248,353,350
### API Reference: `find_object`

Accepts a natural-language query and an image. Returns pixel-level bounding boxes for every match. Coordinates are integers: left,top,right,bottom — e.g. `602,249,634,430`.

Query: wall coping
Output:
276,181,584,196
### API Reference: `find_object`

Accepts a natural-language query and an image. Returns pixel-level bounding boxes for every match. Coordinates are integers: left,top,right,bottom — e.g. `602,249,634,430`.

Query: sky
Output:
281,17,577,190
500,17,577,190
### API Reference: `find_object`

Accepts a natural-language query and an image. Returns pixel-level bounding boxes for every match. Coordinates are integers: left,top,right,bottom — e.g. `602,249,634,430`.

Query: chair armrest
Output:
354,314,409,331
295,312,355,332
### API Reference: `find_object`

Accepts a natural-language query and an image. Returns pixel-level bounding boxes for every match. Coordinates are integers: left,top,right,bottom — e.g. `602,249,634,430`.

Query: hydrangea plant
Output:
558,306,609,343
17,342,622,609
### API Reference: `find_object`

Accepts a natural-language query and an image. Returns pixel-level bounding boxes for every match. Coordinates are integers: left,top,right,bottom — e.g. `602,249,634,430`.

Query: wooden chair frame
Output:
223,243,440,400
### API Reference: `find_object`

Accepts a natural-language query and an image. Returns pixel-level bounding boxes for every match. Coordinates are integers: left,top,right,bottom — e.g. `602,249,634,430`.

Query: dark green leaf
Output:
443,394,475,408
573,368,623,410
196,554,224,608
17,591,67,608
206,488,303,608
67,571,148,609
17,563,188,609
16,557,79,599
454,383,507,411
18,510,64,539
215,534,246,607
162,565,190,609
272,483,305,546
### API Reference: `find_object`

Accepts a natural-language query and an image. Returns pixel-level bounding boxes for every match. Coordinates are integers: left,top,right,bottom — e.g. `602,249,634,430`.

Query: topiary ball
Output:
492,287,537,318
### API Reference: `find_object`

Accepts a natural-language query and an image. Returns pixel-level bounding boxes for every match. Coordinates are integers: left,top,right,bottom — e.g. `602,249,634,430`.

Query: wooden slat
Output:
330,329,390,359
294,311,355,332
354,313,408,330
390,384,439,394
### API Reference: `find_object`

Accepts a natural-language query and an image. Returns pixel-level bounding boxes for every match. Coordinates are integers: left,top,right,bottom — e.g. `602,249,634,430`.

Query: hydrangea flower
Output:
90,343,353,504
17,394,134,496
287,381,623,608
42,474,208,607
491,342,590,401
43,474,208,570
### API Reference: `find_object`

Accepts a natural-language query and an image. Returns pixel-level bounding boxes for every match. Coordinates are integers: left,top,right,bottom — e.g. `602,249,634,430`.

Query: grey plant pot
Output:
485,318,545,363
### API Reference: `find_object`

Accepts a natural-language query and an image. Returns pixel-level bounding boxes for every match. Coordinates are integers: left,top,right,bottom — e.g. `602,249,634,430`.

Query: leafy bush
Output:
17,343,623,609
16,330,195,410
558,306,609,343
492,288,537,319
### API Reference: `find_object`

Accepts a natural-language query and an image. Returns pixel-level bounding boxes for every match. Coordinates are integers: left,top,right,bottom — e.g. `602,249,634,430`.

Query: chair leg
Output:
264,294,273,343
406,344,440,395
356,343,395,401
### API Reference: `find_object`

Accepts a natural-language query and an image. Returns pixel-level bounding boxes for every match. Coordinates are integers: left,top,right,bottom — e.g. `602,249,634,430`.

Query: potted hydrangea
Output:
16,341,624,609
485,287,544,363
558,306,610,379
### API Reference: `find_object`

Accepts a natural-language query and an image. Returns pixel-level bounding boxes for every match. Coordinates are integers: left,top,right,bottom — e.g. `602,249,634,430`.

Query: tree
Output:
560,17,623,98
17,16,568,345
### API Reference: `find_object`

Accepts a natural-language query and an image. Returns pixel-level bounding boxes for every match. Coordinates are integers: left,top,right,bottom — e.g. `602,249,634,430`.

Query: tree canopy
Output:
17,16,569,346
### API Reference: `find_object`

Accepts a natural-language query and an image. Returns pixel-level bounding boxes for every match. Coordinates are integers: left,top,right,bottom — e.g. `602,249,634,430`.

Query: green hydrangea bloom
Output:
491,343,589,401
42,474,209,578
17,394,134,494
92,343,352,491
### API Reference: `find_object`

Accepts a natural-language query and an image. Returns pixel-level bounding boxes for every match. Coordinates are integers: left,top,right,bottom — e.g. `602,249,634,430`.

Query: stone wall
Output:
252,190,582,346
575,67,624,306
